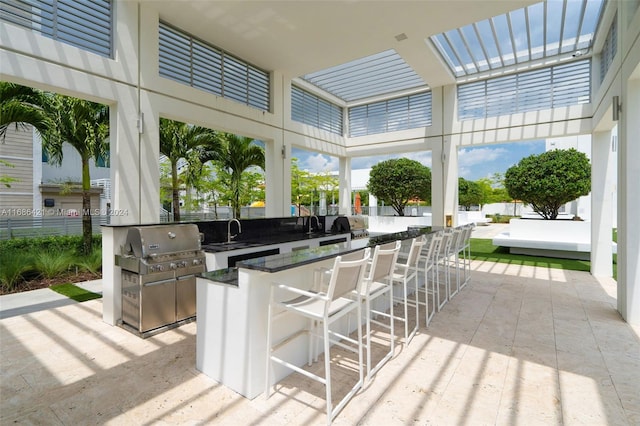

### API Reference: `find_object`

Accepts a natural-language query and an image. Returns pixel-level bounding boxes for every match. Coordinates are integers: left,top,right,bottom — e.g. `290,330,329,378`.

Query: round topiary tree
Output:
458,177,483,211
367,157,431,216
504,148,591,220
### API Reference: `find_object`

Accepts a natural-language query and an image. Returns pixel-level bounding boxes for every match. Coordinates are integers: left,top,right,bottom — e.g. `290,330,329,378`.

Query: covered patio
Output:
2,260,638,424
2,0,640,423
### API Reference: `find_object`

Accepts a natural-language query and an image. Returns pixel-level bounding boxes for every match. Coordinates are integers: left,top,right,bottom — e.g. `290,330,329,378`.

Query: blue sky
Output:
292,140,545,182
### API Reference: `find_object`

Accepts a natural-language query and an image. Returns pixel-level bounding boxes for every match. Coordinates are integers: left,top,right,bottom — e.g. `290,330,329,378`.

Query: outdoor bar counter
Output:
196,227,433,399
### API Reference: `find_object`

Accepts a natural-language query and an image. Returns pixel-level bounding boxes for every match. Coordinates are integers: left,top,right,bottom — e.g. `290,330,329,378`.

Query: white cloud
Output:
459,147,508,168
302,153,339,173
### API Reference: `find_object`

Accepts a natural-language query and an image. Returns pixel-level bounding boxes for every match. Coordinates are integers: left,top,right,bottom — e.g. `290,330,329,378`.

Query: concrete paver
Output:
2,262,638,425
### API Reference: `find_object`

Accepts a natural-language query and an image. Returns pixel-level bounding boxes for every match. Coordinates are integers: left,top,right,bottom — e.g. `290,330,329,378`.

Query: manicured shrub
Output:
0,252,34,291
0,234,101,256
33,250,75,279
73,248,102,275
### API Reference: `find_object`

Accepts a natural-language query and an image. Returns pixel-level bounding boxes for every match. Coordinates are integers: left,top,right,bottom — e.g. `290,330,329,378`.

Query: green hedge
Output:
0,235,101,256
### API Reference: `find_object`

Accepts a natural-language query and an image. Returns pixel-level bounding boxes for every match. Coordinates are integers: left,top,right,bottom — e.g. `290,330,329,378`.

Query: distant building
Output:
0,125,109,216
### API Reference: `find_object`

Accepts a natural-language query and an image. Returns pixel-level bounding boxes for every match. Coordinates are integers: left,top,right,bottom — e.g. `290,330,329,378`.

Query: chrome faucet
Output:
308,215,319,235
227,218,241,243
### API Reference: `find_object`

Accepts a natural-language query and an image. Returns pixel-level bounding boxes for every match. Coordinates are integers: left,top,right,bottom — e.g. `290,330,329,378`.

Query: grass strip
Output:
470,238,591,272
50,283,102,302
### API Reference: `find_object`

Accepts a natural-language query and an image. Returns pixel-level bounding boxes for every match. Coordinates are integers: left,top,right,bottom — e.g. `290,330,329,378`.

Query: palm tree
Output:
42,94,109,255
0,82,53,139
204,134,264,219
159,118,223,222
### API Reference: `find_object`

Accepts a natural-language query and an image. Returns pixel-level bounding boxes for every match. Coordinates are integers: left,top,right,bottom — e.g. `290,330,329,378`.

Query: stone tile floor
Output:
1,260,639,425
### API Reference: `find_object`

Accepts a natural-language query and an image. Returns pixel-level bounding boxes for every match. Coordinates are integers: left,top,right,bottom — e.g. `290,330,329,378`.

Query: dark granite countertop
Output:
198,226,440,286
199,267,240,286
202,231,347,252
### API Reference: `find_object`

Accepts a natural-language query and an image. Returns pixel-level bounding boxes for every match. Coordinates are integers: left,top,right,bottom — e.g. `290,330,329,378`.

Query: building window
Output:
291,86,343,135
600,15,617,84
158,21,270,112
0,0,113,58
348,91,432,137
458,59,591,120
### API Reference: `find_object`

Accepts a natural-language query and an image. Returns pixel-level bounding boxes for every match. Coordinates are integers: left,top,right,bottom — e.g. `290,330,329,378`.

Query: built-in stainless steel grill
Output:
115,224,206,336
347,215,369,239
331,216,369,239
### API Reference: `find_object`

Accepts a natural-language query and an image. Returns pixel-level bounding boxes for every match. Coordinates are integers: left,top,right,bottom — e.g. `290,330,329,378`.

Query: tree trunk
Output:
232,172,241,219
81,156,92,255
171,160,180,222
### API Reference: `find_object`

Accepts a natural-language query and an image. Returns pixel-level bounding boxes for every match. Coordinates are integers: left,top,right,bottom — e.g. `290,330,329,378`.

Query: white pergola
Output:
1,0,638,325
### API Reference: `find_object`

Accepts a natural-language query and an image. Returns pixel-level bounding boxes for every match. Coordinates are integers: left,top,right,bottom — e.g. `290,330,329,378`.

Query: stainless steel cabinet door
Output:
176,274,196,321
141,278,177,332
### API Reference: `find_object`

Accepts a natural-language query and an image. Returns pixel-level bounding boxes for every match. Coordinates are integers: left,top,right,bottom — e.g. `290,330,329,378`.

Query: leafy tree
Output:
291,158,313,212
0,82,54,204
310,169,339,214
1,83,109,254
241,170,265,206
289,159,338,215
367,158,431,216
505,148,590,219
202,134,264,219
458,177,483,210
159,118,222,222
0,82,52,139
478,180,512,204
159,160,174,215
42,95,109,255
476,178,494,207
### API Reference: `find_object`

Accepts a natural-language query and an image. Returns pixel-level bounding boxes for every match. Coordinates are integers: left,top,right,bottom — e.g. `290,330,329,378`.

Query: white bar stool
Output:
265,248,370,425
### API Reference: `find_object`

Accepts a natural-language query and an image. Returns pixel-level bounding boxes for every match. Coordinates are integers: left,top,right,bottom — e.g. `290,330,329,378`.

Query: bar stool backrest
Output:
329,248,370,302
423,231,443,262
406,235,427,268
369,241,401,284
449,228,462,254
439,231,452,258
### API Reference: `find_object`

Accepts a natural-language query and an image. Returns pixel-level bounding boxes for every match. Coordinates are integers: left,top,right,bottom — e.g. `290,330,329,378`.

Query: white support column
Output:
617,75,640,325
442,138,459,226
369,194,378,216
431,141,444,227
138,92,160,223
591,130,614,277
103,89,145,325
265,139,290,217
338,157,352,215
432,138,458,227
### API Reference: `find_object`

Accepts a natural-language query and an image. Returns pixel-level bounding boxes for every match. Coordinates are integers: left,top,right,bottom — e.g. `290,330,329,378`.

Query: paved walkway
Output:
0,279,102,320
470,222,508,239
2,261,638,425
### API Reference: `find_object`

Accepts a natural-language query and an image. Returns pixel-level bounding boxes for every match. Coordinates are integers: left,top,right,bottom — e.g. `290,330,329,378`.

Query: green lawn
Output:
470,238,592,272
50,283,102,302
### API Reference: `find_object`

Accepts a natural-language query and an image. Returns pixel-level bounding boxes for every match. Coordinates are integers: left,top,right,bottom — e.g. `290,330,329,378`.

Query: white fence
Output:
0,216,109,239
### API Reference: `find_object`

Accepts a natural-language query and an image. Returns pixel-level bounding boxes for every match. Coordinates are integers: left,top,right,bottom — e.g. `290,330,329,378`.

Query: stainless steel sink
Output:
204,241,262,251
